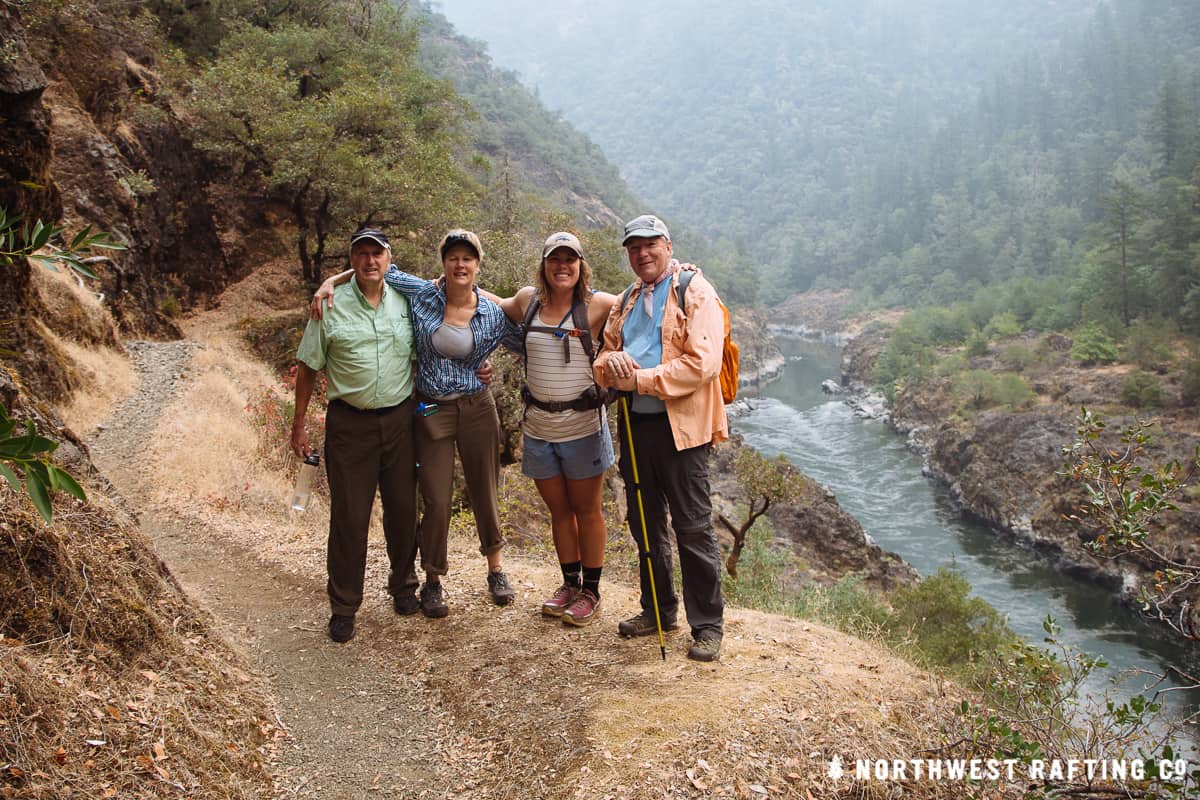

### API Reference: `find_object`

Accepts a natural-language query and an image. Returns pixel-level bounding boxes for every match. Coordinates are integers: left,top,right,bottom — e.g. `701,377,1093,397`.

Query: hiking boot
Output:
392,594,420,616
541,583,580,617
420,582,449,618
617,611,678,638
562,588,600,627
328,614,355,643
487,570,515,606
687,634,722,663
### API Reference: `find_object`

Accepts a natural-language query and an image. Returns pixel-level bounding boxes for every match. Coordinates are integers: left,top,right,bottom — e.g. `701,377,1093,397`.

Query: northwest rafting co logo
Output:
825,756,1191,783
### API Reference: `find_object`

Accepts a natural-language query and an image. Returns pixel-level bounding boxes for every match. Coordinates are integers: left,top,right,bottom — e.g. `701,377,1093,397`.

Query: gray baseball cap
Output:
621,214,671,246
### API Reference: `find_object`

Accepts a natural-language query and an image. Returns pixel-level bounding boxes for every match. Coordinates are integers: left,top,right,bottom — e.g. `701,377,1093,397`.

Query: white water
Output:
735,336,1200,742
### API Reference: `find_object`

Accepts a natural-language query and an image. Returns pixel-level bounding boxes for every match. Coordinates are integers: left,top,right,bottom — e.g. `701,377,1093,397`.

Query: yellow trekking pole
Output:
620,394,667,661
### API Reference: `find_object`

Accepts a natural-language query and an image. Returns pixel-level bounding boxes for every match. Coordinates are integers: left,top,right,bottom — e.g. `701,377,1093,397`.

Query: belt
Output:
626,409,668,423
420,388,489,405
330,397,411,415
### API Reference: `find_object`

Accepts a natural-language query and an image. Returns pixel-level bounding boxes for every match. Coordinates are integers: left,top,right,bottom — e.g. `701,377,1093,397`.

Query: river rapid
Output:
734,335,1200,743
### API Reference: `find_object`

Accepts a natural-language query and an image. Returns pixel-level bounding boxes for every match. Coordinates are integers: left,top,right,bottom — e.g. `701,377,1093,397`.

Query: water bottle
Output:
290,453,321,512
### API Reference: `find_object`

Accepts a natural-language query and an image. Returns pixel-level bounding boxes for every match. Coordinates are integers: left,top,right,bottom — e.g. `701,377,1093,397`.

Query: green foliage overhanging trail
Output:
186,0,468,283
0,207,124,521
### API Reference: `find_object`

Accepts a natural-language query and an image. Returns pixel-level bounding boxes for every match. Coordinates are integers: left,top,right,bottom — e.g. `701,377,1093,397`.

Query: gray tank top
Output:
431,322,474,359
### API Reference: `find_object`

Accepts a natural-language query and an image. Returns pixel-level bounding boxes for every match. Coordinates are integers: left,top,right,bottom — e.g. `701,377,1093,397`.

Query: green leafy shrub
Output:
887,567,1014,668
984,310,1021,339
999,344,1035,372
1069,324,1118,365
1120,370,1164,408
994,374,1035,408
722,515,793,610
1121,317,1173,371
934,352,968,377
952,371,1034,411
965,328,989,357
1182,356,1200,407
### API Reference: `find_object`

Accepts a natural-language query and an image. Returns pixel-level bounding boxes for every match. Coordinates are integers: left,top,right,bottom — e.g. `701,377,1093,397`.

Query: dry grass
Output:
28,262,120,349
52,336,136,435
0,486,276,799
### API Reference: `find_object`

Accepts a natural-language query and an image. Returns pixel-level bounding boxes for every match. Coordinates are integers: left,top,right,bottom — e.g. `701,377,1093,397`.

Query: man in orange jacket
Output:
594,214,729,662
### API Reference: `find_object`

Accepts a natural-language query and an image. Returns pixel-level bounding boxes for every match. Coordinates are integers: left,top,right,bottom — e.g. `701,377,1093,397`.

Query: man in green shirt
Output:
291,228,418,643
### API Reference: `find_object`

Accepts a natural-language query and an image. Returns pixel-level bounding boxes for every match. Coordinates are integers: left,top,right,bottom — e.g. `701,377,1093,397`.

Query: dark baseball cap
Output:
350,228,390,249
439,229,483,260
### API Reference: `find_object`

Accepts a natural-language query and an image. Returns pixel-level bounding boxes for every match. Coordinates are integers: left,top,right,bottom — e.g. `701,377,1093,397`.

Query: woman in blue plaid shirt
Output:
313,229,519,619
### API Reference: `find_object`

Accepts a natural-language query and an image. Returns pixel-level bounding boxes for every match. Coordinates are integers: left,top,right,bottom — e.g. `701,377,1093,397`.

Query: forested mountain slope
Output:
415,6,636,228
434,0,1200,321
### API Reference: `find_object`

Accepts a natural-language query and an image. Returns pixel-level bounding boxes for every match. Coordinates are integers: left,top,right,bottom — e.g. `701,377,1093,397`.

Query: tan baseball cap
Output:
541,231,584,259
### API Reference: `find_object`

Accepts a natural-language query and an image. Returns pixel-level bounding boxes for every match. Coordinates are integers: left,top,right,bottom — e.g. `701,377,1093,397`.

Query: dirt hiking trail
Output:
82,265,955,799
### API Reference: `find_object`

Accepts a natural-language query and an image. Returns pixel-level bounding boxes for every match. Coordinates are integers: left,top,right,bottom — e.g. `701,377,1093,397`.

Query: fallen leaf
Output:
85,739,106,747
54,747,67,764
104,705,121,721
153,741,166,761
750,785,768,795
139,670,159,683
102,789,117,799
696,758,711,772
5,767,24,779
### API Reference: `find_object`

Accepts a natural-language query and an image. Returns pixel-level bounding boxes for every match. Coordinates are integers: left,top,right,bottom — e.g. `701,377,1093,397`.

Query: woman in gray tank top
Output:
488,232,619,627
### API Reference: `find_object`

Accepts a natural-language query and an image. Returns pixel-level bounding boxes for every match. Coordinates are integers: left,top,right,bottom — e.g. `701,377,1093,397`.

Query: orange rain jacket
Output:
594,262,729,451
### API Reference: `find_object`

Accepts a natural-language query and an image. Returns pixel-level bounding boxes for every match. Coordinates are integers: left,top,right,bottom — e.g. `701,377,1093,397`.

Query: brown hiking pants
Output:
325,397,418,616
414,389,505,576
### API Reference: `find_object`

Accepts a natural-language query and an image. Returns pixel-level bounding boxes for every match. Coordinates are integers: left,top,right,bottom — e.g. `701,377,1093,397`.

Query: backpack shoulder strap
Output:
676,268,696,317
521,297,541,329
571,301,596,362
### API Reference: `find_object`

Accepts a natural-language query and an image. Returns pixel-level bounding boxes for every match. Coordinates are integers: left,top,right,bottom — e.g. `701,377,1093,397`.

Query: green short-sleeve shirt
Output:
296,277,415,409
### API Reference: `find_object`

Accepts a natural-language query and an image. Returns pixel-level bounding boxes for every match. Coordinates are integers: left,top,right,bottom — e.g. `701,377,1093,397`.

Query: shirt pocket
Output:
390,316,415,359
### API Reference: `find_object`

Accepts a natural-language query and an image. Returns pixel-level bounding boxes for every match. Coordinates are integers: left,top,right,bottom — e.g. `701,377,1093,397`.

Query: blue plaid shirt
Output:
383,266,519,398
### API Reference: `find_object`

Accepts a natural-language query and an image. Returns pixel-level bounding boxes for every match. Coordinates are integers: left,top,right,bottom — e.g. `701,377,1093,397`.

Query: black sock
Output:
561,561,582,587
582,565,602,597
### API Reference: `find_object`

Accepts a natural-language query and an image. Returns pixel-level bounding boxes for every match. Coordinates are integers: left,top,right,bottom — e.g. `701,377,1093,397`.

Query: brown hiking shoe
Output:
541,583,580,617
617,611,677,638
562,588,600,627
687,634,722,662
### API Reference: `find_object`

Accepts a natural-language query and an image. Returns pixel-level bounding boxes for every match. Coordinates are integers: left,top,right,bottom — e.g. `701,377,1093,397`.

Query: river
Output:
733,335,1200,741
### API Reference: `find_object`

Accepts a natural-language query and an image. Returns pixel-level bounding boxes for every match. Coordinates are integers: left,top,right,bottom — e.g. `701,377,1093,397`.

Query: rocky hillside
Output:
835,314,1200,637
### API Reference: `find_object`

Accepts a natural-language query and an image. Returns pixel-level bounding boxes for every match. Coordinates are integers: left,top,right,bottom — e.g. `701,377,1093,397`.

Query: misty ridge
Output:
430,0,1200,334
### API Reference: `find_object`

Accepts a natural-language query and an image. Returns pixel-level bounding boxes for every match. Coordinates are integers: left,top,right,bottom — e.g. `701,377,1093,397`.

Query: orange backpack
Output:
618,269,740,403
